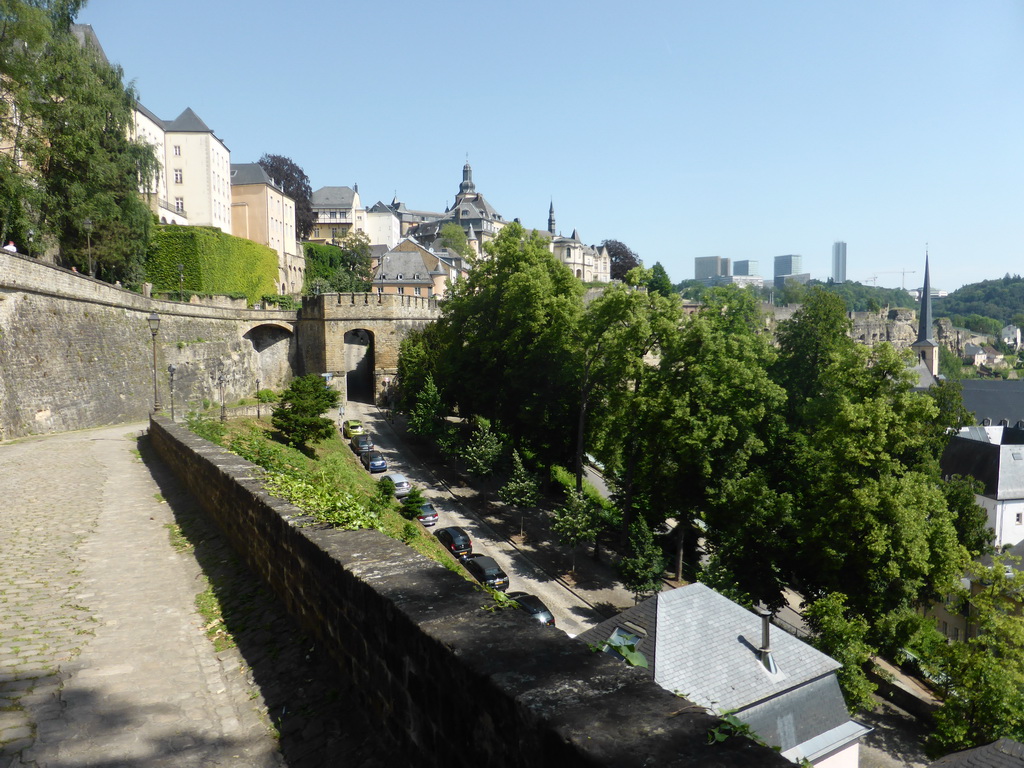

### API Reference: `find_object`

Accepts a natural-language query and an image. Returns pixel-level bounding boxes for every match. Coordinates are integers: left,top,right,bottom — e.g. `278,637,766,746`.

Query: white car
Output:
381,473,412,498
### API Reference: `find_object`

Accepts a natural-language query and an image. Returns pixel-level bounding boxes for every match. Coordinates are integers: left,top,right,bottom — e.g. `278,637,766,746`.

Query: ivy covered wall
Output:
147,226,278,305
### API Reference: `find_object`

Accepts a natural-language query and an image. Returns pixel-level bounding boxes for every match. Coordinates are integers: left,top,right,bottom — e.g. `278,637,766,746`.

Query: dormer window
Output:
397,273,403,280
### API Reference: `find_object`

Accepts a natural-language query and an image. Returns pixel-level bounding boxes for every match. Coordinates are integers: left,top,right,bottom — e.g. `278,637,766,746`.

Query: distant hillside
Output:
934,275,1024,326
675,279,914,313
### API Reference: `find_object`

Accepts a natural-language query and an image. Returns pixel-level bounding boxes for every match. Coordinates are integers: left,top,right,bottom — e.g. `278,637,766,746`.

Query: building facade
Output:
163,108,232,232
695,256,731,281
832,242,847,283
309,186,365,243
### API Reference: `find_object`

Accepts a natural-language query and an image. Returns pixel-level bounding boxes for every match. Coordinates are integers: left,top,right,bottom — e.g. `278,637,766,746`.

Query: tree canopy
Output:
271,374,339,449
600,239,641,281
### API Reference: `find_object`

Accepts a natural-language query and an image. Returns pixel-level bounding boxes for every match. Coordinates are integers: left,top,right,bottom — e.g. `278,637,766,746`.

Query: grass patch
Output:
165,523,193,553
195,578,234,652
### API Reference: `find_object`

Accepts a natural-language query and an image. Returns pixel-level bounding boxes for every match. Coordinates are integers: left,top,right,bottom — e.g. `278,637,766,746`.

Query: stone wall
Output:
0,253,299,439
148,416,787,768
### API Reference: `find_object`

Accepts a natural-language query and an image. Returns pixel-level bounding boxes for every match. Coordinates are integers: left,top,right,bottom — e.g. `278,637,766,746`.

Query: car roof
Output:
383,473,407,482
508,593,547,613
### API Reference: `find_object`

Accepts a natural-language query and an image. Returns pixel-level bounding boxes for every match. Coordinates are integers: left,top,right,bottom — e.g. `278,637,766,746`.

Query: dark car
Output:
361,450,388,473
434,526,472,558
415,502,439,527
463,554,509,592
350,433,373,454
507,591,555,626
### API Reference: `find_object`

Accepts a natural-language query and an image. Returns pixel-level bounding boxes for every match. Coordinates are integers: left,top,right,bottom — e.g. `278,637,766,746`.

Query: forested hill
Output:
934,275,1024,326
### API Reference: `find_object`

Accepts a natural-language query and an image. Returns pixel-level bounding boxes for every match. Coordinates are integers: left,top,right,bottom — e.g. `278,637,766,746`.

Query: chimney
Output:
756,608,778,674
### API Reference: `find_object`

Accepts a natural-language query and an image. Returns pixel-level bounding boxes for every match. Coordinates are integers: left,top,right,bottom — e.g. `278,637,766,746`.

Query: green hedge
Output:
146,226,278,305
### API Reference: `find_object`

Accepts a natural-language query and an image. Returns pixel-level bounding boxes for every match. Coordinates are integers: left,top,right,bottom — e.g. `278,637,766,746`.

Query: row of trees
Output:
1,0,159,283
396,223,1000,747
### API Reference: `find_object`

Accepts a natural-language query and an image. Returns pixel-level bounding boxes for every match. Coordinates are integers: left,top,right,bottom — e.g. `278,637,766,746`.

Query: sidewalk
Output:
0,424,281,767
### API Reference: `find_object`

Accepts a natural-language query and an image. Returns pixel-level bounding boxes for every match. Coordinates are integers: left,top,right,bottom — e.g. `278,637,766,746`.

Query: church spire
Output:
458,161,475,197
911,251,939,377
548,200,556,234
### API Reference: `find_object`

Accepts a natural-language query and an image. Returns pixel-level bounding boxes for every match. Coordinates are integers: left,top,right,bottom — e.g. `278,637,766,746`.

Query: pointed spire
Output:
548,200,556,235
916,252,934,345
570,228,580,242
466,223,477,242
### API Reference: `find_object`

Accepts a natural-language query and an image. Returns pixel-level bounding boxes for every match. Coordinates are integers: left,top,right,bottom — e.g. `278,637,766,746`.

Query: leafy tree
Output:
600,239,641,281
552,489,600,574
19,17,159,281
257,154,314,239
400,486,428,519
498,449,539,509
459,417,505,476
407,374,445,440
439,221,474,261
943,475,994,558
929,558,1024,755
646,261,674,297
803,593,878,712
302,232,372,293
935,275,1024,325
271,374,340,448
618,517,664,601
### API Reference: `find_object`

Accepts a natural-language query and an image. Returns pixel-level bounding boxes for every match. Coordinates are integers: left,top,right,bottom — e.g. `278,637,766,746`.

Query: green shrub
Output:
146,225,278,304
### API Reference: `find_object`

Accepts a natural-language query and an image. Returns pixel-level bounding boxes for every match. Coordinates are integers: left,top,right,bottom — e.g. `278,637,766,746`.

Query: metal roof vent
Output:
756,608,778,675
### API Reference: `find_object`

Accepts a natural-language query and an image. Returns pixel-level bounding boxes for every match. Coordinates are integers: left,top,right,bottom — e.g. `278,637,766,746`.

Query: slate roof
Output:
70,24,108,63
230,163,274,188
929,738,1024,767
576,584,866,756
960,381,1024,426
134,101,163,126
942,426,1024,500
310,186,357,207
164,107,213,133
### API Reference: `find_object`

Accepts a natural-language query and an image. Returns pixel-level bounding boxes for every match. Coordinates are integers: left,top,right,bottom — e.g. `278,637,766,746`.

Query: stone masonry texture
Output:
149,415,791,768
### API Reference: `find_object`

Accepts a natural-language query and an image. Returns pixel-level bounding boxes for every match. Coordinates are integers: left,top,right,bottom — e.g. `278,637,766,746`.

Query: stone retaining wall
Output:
147,415,787,768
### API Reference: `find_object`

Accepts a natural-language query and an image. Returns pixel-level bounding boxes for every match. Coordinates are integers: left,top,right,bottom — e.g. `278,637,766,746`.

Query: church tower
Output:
548,201,556,235
910,254,939,377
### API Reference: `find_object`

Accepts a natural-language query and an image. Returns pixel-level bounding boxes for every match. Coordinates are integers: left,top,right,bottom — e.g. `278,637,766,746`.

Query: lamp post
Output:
147,313,161,412
218,373,226,422
26,229,33,259
177,263,184,301
83,218,93,276
167,364,177,421
255,377,261,420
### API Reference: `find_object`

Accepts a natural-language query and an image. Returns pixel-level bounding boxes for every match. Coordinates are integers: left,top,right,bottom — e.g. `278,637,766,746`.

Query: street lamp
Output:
217,373,227,422
255,377,261,420
83,218,93,276
147,313,161,412
177,263,184,301
26,229,33,259
167,364,177,421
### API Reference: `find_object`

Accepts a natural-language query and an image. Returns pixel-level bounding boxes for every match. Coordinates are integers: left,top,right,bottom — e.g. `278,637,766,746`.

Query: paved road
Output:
0,424,281,767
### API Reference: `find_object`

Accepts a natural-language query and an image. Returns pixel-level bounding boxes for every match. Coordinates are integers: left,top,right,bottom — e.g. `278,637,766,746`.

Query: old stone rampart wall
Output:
0,253,299,439
147,415,787,768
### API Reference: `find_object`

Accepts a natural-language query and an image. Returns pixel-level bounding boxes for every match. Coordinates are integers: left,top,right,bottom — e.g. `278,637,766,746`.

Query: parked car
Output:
414,501,439,527
342,419,364,438
381,473,412,498
361,450,388,473
463,554,509,592
434,526,472,559
507,591,555,626
350,433,374,454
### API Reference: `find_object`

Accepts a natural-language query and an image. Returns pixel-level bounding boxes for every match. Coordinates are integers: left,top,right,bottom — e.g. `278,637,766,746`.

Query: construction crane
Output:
863,270,916,290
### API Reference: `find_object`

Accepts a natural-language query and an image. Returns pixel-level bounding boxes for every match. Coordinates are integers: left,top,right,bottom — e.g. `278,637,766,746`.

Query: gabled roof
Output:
960,381,1024,426
576,584,867,758
942,426,1024,500
164,107,213,133
70,24,108,64
133,100,163,127
929,737,1024,767
310,186,357,207
230,163,274,188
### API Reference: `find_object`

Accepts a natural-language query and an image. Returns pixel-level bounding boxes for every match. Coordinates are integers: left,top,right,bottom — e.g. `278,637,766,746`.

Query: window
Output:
397,286,405,294
377,285,383,294
173,169,182,184
313,227,320,238
174,197,184,213
173,145,181,156
1016,512,1022,525
414,287,422,296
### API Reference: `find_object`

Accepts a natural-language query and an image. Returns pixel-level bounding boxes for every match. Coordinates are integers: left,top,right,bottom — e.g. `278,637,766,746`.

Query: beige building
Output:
230,163,304,295
309,185,365,243
371,238,468,299
539,203,611,283
131,102,188,226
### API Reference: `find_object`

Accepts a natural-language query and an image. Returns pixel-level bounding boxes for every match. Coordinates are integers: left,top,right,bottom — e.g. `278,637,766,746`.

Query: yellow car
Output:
342,419,364,438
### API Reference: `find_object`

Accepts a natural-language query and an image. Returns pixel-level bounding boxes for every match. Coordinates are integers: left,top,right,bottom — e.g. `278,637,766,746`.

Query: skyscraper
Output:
774,254,802,280
694,256,731,281
832,242,847,283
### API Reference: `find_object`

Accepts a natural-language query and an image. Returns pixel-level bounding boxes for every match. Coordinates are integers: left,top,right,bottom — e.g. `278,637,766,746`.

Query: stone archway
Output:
343,328,375,403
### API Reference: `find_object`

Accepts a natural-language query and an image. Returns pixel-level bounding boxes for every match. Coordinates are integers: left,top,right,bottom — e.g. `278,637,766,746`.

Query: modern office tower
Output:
774,254,803,281
733,260,759,276
695,256,731,281
832,242,847,283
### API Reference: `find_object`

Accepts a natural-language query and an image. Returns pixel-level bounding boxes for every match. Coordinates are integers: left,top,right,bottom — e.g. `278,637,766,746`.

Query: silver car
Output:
381,473,411,498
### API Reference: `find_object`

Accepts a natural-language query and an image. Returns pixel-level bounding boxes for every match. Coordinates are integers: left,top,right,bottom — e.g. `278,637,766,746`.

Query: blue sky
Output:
79,1,1024,291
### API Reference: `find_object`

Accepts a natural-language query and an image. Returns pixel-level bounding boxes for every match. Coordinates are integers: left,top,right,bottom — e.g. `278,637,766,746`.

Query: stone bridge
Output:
0,253,440,438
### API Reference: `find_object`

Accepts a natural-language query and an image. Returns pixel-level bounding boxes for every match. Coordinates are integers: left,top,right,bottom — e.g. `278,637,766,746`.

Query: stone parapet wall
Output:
148,415,787,768
0,253,298,439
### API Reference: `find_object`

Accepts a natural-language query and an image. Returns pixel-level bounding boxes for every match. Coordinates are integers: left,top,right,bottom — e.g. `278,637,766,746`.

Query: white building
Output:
163,108,233,232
